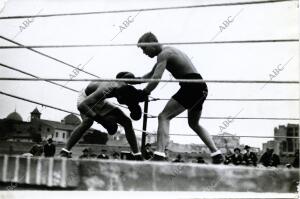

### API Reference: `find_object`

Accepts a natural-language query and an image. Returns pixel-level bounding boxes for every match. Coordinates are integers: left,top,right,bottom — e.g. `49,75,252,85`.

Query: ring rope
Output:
2,64,294,119
0,62,79,93
0,91,297,138
147,116,299,120
0,37,136,112
0,39,298,49
0,62,149,114
1,89,296,122
0,90,149,134
146,132,300,139
149,97,299,102
0,0,296,20
0,35,100,78
0,90,78,115
0,77,298,84
0,37,157,107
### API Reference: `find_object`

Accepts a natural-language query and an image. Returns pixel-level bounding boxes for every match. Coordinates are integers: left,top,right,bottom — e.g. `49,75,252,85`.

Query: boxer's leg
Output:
187,93,223,164
65,115,94,151
187,107,218,153
156,98,185,153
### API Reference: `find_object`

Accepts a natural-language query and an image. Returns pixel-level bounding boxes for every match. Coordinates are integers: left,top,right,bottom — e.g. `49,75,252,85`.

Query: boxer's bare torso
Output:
157,46,198,78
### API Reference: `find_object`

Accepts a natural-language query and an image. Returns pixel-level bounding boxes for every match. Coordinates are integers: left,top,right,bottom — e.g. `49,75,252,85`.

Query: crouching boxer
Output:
60,72,144,160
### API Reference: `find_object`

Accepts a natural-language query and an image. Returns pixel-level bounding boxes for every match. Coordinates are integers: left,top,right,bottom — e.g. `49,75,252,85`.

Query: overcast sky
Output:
0,0,298,149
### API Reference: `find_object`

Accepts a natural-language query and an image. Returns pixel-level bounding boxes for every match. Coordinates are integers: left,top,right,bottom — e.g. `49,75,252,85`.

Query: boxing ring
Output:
0,0,299,194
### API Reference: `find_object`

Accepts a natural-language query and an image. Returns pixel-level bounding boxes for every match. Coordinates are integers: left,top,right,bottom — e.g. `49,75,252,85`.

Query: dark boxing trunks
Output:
172,73,208,109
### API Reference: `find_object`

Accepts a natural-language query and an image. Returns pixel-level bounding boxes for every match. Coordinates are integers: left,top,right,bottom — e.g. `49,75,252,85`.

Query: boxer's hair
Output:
138,32,158,47
116,72,135,79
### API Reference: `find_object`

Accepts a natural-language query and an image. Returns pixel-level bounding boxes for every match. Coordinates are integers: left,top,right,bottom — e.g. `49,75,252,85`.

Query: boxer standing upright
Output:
136,32,223,163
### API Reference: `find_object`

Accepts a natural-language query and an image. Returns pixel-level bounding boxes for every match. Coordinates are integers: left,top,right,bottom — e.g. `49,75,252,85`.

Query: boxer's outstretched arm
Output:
127,64,158,85
143,60,167,94
142,63,157,79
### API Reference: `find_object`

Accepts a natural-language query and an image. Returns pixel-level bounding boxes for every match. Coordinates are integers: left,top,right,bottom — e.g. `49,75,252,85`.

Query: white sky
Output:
0,0,299,149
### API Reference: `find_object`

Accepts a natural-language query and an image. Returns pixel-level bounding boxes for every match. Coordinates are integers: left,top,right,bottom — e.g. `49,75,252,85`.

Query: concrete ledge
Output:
0,155,298,192
0,155,79,188
77,160,299,192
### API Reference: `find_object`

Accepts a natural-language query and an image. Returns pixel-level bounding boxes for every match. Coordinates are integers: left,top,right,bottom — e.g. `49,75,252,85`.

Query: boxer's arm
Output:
142,63,157,79
78,88,106,119
127,64,158,85
143,59,167,94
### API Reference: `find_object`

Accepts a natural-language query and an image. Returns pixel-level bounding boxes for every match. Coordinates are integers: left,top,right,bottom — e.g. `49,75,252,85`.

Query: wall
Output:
0,155,298,192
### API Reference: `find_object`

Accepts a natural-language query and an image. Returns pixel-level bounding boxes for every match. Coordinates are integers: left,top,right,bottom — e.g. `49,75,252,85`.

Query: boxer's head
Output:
116,71,139,84
137,32,162,58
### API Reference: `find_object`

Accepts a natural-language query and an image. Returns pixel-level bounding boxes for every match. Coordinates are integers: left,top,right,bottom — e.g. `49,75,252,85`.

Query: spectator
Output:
292,150,299,168
173,154,184,163
144,143,154,160
260,148,280,167
224,150,233,165
243,145,257,166
79,148,89,159
120,151,134,160
197,156,206,164
89,153,98,159
97,149,109,159
112,152,120,160
231,148,243,165
29,141,43,156
43,138,56,157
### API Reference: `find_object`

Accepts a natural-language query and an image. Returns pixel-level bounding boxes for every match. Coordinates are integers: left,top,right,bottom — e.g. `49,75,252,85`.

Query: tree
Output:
83,130,108,144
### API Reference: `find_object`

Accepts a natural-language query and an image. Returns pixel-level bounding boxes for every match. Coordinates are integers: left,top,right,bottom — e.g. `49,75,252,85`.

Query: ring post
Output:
141,97,149,156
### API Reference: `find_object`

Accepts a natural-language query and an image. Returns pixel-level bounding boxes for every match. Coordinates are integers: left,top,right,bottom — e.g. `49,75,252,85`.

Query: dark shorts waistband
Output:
179,73,207,89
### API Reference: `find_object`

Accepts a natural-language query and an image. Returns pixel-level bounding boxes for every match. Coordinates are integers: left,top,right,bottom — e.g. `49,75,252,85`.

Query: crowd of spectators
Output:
223,145,258,166
22,140,299,169
23,138,56,157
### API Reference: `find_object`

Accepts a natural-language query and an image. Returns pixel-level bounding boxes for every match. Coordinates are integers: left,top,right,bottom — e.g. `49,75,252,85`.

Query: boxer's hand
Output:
137,89,150,102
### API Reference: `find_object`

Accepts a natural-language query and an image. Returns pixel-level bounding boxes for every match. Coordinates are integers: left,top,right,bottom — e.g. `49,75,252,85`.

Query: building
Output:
262,124,299,156
0,108,95,143
145,132,157,144
212,132,240,153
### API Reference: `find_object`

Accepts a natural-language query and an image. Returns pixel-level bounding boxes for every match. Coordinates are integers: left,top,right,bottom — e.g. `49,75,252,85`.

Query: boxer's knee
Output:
188,118,199,130
158,112,171,121
121,116,133,129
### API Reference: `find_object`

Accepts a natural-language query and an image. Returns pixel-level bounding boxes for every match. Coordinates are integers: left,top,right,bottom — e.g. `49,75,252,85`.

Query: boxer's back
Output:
162,46,199,78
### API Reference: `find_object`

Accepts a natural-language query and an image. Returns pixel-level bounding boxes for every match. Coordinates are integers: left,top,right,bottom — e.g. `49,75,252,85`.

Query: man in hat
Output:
243,145,258,166
79,148,89,159
231,148,243,165
44,138,56,157
260,148,280,167
144,143,154,160
97,149,109,159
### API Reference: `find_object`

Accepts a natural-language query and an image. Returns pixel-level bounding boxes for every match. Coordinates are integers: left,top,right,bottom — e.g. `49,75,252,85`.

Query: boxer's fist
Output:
128,105,142,120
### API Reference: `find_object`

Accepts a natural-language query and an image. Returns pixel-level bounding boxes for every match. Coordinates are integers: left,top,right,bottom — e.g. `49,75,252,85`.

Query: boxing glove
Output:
128,104,142,120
